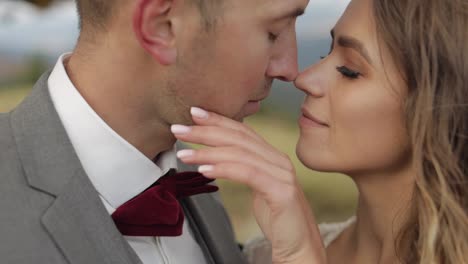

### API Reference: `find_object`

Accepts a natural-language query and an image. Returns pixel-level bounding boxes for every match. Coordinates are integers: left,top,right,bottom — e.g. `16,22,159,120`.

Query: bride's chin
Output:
295,141,337,173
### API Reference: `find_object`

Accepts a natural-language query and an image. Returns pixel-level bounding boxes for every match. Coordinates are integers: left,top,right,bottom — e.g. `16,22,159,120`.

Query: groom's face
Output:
171,0,309,121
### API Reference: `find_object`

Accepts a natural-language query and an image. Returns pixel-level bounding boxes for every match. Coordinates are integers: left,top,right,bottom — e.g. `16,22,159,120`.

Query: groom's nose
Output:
266,28,299,82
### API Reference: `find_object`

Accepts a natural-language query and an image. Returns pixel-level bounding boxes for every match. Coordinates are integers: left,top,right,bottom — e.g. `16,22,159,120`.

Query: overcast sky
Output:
298,0,350,37
0,0,350,57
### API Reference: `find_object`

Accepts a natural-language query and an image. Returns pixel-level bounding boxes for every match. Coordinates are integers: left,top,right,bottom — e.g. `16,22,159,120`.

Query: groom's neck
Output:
65,46,176,159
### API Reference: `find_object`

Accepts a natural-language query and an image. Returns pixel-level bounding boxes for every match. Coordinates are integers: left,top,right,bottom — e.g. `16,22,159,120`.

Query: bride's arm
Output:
172,107,327,264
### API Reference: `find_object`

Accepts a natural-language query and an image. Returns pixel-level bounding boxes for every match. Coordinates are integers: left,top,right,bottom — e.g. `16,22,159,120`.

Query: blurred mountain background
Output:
0,0,357,242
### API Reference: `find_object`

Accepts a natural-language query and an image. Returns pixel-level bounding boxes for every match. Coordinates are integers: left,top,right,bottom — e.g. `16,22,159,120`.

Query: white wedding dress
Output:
243,216,357,264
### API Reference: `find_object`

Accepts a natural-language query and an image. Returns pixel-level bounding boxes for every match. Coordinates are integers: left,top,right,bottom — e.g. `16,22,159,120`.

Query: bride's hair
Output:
373,0,468,263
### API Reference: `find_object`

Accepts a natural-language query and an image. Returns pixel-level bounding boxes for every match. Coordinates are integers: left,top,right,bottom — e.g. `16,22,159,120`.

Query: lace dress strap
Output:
318,216,356,248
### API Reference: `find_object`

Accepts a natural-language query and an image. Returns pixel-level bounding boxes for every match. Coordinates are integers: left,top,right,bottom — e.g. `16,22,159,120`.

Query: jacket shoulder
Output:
0,112,18,168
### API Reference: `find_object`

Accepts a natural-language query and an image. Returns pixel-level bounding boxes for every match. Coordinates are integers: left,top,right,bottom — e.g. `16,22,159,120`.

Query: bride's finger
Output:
198,162,298,205
172,125,292,171
190,107,265,143
177,147,295,184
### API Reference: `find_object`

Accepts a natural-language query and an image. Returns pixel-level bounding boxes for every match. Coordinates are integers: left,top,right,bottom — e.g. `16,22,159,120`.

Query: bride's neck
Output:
348,167,415,263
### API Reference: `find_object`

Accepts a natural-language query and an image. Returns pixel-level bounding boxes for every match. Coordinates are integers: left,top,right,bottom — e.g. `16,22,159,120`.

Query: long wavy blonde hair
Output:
372,0,468,263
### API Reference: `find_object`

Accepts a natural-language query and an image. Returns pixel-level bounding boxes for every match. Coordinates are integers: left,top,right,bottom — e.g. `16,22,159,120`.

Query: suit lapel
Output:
41,167,141,264
177,148,248,264
182,195,248,264
10,72,141,264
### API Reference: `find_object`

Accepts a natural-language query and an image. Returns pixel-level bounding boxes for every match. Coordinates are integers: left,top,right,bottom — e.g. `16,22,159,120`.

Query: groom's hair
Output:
75,0,222,33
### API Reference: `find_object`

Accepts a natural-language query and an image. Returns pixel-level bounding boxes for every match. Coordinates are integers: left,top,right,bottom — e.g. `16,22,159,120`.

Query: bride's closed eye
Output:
336,65,361,79
318,55,362,80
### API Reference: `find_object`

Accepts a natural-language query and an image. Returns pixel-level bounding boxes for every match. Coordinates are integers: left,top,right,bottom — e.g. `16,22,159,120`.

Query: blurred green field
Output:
0,85,358,243
0,85,34,112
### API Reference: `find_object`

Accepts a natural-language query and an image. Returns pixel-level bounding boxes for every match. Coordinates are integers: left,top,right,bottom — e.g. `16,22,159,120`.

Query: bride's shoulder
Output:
318,216,356,248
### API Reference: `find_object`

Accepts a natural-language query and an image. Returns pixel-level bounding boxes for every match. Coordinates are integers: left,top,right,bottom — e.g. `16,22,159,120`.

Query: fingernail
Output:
199,165,214,173
171,124,191,134
191,107,209,119
177,149,195,158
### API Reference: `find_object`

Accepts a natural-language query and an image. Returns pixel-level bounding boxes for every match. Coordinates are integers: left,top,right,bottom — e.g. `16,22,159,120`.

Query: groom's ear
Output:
133,0,177,65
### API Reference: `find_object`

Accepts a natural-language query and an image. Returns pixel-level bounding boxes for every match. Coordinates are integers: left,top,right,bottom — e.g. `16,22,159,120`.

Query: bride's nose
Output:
294,65,326,98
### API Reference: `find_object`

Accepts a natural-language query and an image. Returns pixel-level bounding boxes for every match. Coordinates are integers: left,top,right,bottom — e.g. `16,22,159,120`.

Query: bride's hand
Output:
171,107,326,264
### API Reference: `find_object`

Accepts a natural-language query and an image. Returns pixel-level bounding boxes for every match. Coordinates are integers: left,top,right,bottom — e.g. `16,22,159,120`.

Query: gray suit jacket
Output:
0,72,248,264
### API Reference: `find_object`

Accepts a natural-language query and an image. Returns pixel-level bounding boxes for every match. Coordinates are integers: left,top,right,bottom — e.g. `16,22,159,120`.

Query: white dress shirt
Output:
48,53,207,264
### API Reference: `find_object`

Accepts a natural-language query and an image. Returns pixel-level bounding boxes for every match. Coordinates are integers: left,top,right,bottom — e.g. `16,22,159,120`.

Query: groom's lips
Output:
249,97,266,103
243,96,267,116
244,101,261,116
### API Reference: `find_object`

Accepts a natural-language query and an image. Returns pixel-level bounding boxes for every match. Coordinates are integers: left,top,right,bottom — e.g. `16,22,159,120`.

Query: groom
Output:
0,0,307,263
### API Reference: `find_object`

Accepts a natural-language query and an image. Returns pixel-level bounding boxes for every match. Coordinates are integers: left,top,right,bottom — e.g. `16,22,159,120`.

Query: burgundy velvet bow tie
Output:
111,169,218,237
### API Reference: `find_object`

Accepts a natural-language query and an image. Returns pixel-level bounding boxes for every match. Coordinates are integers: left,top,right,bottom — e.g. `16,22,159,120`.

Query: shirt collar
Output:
48,53,177,209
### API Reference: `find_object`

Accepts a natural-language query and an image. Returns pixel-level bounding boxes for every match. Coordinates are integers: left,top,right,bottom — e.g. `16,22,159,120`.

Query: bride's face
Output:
295,0,410,175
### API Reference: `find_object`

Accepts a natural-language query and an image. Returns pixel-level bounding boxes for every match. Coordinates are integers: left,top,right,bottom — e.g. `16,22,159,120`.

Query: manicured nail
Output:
198,165,214,173
177,149,195,159
191,107,209,119
171,124,191,134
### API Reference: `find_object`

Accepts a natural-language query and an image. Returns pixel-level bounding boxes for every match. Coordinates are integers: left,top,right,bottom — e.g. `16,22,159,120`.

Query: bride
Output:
171,0,468,263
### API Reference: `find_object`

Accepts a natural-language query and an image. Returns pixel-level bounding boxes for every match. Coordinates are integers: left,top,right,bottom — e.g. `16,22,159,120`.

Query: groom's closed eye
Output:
267,6,306,43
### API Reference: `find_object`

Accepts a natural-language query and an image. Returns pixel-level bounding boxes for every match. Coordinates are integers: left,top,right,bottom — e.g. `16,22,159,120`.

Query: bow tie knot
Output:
111,169,218,236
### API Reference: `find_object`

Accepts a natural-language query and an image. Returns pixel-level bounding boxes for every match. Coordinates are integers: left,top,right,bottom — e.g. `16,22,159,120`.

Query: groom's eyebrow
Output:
278,7,306,20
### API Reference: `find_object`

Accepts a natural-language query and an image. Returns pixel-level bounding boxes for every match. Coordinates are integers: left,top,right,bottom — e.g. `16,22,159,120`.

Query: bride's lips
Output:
299,107,329,128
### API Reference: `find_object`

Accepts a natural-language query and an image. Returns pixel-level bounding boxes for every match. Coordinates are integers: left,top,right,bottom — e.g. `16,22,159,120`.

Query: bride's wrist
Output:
273,255,326,264
272,245,327,264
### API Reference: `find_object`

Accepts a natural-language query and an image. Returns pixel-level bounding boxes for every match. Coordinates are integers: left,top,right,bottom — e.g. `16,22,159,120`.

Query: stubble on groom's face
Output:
167,44,274,124
165,1,282,124
158,0,306,126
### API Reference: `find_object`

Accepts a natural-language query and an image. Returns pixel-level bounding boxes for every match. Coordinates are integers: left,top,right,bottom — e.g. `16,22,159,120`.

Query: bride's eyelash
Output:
336,66,361,79
318,58,361,79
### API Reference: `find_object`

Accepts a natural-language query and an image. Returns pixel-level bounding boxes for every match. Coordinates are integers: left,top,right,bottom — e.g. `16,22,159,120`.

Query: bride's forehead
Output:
333,0,376,42
337,0,373,23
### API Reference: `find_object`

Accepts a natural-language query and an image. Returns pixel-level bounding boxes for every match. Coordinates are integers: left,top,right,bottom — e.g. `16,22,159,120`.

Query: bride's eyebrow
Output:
331,29,374,66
